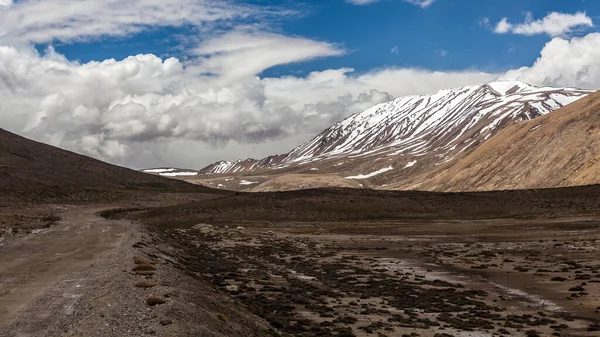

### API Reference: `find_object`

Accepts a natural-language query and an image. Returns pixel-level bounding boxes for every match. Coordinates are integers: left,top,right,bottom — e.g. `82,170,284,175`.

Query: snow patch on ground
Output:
143,168,176,173
529,125,541,132
160,171,198,177
239,180,259,185
345,166,393,180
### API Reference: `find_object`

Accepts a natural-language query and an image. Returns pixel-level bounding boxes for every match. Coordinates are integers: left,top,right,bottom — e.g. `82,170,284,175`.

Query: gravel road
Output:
0,206,135,336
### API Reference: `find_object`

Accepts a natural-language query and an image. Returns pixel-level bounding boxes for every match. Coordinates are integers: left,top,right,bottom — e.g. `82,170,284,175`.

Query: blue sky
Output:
48,0,600,77
1,0,600,168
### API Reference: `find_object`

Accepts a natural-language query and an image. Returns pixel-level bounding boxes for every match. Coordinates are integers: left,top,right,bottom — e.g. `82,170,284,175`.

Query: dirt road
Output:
0,206,133,335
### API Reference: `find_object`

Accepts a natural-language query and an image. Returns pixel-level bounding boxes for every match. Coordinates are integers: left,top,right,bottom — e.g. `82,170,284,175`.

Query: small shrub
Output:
135,281,158,288
132,265,156,272
132,241,146,248
146,296,167,306
217,314,228,322
133,256,152,265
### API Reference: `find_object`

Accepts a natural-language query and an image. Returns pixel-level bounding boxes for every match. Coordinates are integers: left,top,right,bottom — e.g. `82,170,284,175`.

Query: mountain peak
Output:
483,80,532,95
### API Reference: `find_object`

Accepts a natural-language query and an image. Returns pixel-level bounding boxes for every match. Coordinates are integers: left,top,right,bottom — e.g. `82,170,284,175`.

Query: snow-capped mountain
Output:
198,81,590,177
284,81,588,165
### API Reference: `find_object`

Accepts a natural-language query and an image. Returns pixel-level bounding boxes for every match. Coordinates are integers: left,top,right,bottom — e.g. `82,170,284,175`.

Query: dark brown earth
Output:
107,186,600,336
0,128,218,203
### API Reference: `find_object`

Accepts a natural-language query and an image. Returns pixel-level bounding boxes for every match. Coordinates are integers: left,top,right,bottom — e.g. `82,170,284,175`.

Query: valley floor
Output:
2,188,600,336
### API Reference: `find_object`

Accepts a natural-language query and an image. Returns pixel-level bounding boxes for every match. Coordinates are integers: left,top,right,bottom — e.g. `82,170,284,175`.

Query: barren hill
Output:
0,128,211,202
401,90,600,191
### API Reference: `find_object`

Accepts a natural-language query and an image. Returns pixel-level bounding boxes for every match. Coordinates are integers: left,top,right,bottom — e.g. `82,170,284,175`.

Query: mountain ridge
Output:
192,81,590,178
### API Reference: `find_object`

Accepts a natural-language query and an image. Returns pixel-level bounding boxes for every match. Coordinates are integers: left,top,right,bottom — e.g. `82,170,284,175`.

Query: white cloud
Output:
391,46,399,55
403,0,435,8
0,0,275,44
346,0,379,4
494,12,594,37
500,33,600,89
494,18,512,34
192,31,345,81
347,0,435,7
436,49,448,57
0,0,12,7
479,17,491,29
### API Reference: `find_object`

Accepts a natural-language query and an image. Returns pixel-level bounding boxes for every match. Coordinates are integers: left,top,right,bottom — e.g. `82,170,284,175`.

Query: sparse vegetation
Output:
133,256,152,265
132,264,156,272
134,281,158,288
146,296,167,306
41,214,62,223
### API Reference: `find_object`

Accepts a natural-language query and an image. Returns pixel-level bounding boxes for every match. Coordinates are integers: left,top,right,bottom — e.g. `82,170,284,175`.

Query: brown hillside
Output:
0,128,214,202
402,90,600,191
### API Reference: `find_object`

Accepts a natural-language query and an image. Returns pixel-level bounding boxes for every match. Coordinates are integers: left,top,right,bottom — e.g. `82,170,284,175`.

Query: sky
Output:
0,0,599,169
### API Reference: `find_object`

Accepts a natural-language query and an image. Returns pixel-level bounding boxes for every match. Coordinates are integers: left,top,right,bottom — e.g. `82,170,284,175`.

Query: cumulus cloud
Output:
500,33,600,89
494,12,594,37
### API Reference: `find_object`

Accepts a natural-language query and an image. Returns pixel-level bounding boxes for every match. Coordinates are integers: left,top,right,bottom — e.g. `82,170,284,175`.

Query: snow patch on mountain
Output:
345,166,393,180
404,161,417,169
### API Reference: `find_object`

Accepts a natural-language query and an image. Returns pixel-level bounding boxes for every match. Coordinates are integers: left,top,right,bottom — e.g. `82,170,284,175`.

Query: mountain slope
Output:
283,81,585,165
190,81,590,191
396,89,600,192
0,128,211,202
